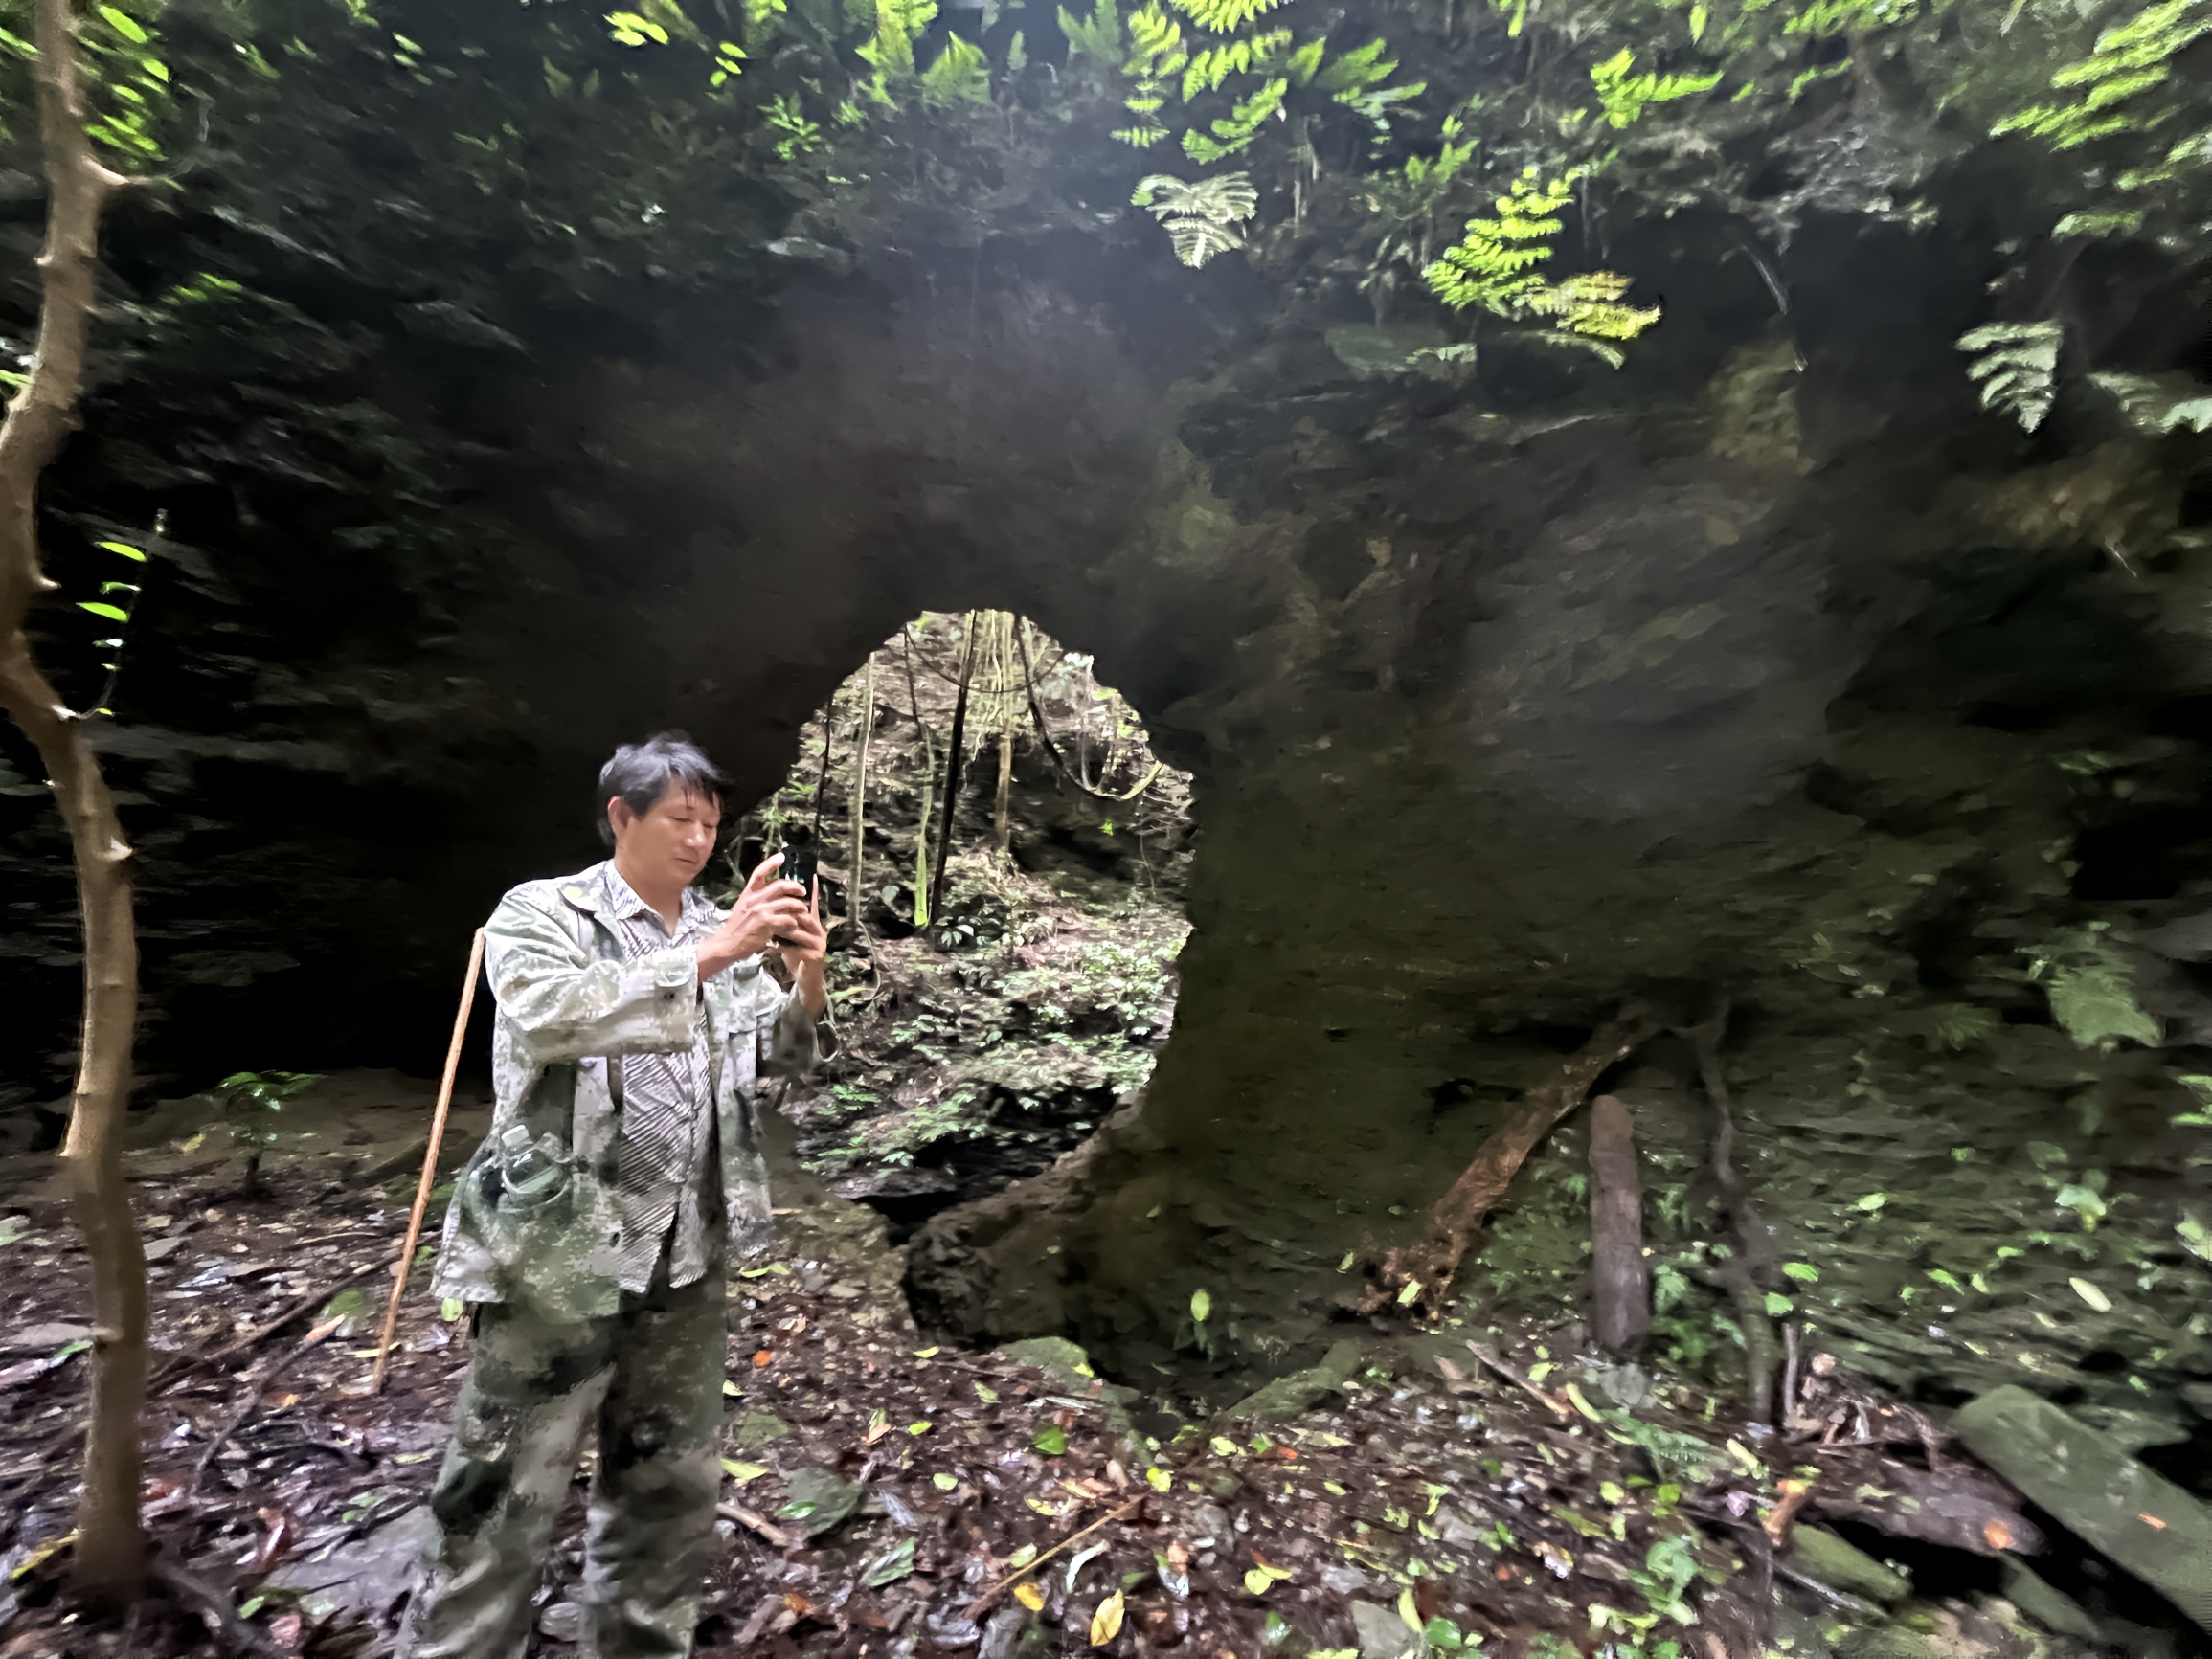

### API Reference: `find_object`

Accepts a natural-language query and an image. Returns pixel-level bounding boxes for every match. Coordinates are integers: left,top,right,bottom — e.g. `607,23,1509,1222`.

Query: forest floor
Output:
0,1097,2154,1659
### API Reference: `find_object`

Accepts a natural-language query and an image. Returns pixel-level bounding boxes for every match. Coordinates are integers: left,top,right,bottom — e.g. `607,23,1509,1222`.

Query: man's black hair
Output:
597,731,729,848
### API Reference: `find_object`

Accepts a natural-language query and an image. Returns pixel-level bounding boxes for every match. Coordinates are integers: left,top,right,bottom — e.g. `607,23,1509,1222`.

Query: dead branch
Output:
717,1501,797,1550
149,1550,286,1659
1368,1011,1657,1314
1461,1340,1571,1420
0,0,148,1603
154,1252,395,1391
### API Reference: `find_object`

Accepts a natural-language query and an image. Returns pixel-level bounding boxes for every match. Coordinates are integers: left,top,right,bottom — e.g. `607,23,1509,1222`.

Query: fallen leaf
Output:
1014,1582,1046,1611
933,1472,959,1491
2070,1277,2113,1313
720,1459,770,1484
753,1350,774,1368
864,1408,891,1445
1033,1425,1068,1456
1090,1589,1125,1646
2137,1513,2167,1531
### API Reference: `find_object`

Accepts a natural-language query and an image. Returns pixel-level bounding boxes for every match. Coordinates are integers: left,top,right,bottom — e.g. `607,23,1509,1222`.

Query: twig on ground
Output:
155,1253,393,1390
1462,1341,1571,1420
961,1493,1146,1619
184,1322,331,1497
717,1502,797,1550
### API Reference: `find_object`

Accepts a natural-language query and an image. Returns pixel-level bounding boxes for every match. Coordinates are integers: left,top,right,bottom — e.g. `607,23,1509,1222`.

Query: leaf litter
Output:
0,1161,2079,1658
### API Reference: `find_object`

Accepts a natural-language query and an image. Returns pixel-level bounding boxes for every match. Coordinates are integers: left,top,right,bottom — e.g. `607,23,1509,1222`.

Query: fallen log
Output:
1369,1012,1656,1316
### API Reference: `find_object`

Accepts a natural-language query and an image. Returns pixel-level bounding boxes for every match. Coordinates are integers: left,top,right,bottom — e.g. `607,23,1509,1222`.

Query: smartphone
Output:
777,837,818,896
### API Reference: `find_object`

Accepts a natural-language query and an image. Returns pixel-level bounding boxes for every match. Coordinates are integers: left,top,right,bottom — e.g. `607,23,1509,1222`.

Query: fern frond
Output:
920,34,992,105
1125,4,1186,75
1784,0,1921,36
1114,121,1172,146
1525,272,1661,341
1133,169,1256,265
1956,320,2063,431
1166,0,1288,31
857,0,937,77
1058,0,1122,63
1182,75,1285,160
1589,47,1722,129
1183,31,1287,98
1314,37,1393,95
1994,0,2210,151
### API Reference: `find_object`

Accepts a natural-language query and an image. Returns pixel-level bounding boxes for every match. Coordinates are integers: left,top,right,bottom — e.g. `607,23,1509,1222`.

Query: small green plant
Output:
1132,170,1257,266
207,1070,320,1196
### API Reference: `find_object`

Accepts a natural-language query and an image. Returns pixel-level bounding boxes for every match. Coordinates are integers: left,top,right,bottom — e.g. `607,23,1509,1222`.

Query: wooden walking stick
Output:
369,927,486,1395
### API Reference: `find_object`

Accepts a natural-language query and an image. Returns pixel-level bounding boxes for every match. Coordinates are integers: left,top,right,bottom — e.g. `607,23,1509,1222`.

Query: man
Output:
401,732,832,1659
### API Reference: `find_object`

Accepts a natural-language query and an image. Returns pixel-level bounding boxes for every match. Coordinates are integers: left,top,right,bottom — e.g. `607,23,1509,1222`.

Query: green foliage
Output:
1589,48,1721,129
206,1070,321,1190
2030,930,2159,1051
861,0,940,86
2090,370,2212,433
1995,0,2211,151
1167,0,1291,34
921,35,993,107
1132,168,1255,264
1956,321,2064,431
1425,168,1659,358
1059,0,1122,63
1183,76,1284,161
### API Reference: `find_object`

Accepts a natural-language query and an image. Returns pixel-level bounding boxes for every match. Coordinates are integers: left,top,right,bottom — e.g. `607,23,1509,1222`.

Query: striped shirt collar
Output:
588,859,718,940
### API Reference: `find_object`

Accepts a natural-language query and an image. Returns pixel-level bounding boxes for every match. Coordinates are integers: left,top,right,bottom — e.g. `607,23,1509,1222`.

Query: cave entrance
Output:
735,611,1194,1241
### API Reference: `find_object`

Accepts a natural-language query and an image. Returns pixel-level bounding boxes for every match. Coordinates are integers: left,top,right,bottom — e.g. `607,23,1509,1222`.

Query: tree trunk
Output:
0,0,147,1602
1588,1094,1649,1356
901,633,935,928
993,717,1014,854
847,657,874,941
928,615,979,923
1373,1013,1653,1316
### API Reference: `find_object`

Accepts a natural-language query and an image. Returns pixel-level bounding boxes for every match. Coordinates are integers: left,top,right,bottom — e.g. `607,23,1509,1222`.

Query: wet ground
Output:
0,1082,2194,1659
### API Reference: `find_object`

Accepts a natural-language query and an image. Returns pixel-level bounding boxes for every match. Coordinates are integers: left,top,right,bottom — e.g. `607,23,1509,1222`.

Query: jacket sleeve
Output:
758,975,839,1079
486,884,697,1065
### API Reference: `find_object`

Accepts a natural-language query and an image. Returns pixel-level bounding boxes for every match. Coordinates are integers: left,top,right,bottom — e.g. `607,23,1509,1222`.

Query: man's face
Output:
609,783,722,886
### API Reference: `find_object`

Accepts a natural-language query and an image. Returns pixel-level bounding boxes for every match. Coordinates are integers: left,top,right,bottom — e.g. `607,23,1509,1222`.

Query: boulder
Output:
1221,1340,1366,1423
1953,1385,2212,1632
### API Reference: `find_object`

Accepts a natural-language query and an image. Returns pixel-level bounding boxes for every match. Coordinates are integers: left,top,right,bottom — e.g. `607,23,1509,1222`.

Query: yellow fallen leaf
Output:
720,1459,770,1484
1015,1582,1046,1612
1089,1588,1125,1646
2070,1277,2113,1313
1146,1467,1172,1492
1562,1383,1604,1423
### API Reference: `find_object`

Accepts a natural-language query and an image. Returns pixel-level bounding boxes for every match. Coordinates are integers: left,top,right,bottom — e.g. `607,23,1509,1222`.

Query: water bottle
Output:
497,1123,569,1208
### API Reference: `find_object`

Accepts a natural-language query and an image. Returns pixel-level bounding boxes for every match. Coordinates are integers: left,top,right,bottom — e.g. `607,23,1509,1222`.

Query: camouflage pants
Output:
398,1249,726,1659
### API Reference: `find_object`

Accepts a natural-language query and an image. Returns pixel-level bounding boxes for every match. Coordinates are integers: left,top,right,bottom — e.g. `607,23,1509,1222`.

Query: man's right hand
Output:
696,854,812,981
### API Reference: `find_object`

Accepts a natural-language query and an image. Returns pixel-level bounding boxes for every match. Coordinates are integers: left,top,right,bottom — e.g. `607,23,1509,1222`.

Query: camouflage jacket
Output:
430,862,831,1319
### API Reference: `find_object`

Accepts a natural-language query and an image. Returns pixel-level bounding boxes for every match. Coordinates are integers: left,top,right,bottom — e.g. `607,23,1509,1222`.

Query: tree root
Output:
149,1548,286,1659
1685,999,1780,1425
1365,1010,1657,1316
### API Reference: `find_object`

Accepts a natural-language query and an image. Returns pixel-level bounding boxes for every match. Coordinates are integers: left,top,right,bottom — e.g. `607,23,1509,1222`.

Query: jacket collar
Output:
560,860,719,934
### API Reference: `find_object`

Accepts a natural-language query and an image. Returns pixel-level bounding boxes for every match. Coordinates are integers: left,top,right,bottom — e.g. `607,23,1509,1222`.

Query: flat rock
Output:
1347,1599,1425,1659
779,1466,863,1538
268,1504,436,1625
1953,1384,2212,1633
2,1321,91,1352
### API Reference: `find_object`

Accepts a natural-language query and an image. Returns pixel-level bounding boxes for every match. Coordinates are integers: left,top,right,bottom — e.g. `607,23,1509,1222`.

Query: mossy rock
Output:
1786,1526,1910,1604
1220,1339,1366,1423
1835,1625,1936,1659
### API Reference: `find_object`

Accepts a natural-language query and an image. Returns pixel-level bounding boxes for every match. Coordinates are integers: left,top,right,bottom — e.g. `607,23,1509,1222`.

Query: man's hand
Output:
696,854,812,982
774,878,830,1020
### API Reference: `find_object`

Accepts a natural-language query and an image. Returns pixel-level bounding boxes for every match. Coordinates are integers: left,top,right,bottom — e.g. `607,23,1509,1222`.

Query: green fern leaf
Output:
1995,0,2211,151
1133,169,1256,265
1114,121,1172,146
920,34,992,105
1956,320,2063,431
1589,48,1721,129
1167,0,1287,35
1058,0,1121,62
